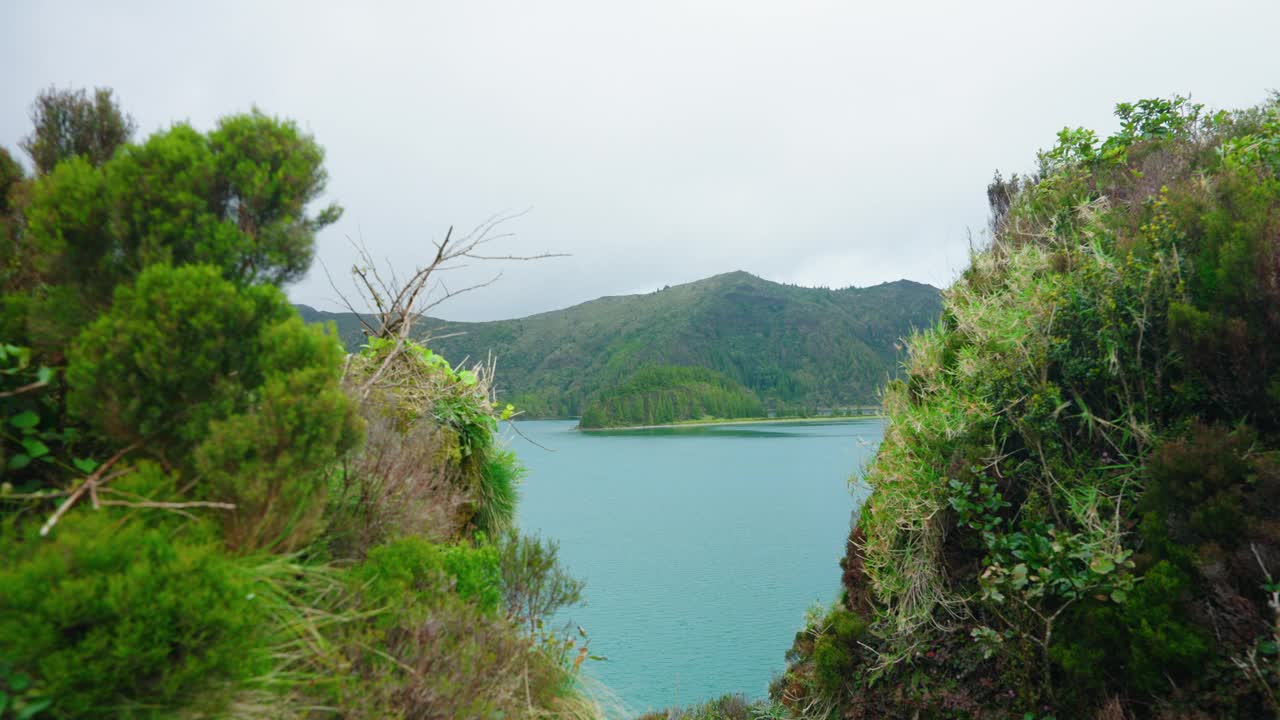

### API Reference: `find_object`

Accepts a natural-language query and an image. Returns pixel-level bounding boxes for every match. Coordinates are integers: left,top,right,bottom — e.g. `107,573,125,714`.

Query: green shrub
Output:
0,512,263,717
334,537,591,719
66,264,362,551
356,536,502,616
495,529,585,632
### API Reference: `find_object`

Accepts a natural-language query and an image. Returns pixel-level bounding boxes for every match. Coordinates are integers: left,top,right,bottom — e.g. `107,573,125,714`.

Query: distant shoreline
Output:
576,415,886,432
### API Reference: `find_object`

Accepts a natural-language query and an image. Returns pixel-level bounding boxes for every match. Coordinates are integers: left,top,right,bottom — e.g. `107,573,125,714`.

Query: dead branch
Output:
97,500,236,510
340,210,560,347
0,379,50,398
39,442,140,536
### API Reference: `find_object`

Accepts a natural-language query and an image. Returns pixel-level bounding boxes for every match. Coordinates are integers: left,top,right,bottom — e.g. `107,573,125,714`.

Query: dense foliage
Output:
578,364,765,428
777,95,1280,718
0,89,601,719
297,271,941,417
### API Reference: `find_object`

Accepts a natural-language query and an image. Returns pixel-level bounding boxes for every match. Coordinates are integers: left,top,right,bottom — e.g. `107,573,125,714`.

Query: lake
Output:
506,418,885,715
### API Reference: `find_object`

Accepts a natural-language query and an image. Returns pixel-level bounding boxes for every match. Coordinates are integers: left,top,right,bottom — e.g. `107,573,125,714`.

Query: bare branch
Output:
0,379,49,398
465,252,570,261
40,443,140,537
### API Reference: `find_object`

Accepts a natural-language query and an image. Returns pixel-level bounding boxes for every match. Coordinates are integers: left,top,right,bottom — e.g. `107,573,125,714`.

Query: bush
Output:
333,536,593,719
0,512,263,717
496,529,585,632
356,536,502,616
66,264,362,551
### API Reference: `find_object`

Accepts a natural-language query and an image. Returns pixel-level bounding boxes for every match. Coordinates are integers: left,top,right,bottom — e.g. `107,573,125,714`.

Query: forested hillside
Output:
298,272,941,417
578,365,764,429
769,96,1280,718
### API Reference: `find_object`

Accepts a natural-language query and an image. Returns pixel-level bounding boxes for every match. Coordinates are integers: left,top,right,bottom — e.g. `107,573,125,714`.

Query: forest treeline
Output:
0,87,602,719
577,365,765,429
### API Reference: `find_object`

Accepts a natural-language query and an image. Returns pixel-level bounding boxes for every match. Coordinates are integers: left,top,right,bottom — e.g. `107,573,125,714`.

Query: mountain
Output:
296,271,942,416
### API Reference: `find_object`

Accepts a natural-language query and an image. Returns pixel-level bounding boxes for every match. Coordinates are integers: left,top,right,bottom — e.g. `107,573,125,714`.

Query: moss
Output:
813,609,868,697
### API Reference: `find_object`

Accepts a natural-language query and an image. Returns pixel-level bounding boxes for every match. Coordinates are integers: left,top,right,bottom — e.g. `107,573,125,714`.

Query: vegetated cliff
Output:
297,271,941,417
578,364,765,429
773,95,1280,718
0,88,601,719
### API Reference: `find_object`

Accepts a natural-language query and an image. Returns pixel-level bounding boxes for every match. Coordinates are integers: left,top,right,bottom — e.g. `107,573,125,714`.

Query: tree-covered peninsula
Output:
0,87,601,719
578,365,765,429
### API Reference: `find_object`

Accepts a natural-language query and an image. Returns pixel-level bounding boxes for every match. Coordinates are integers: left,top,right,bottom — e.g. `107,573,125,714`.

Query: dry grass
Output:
325,406,470,559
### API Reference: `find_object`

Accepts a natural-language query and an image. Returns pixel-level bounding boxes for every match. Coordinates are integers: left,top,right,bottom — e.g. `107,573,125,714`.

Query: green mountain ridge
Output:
297,270,942,416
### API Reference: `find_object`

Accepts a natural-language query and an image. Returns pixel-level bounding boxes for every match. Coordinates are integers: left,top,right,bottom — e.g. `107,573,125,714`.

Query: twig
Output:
98,500,236,510
0,379,49,398
507,419,557,452
40,442,140,536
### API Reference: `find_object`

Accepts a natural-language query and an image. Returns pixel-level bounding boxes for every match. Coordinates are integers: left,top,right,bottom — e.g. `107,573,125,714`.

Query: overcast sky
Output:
3,1,1278,320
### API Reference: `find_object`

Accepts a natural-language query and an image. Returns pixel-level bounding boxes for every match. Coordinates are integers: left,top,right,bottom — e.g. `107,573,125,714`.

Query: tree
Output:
21,106,343,334
0,147,27,296
0,147,23,213
209,110,342,285
20,86,136,175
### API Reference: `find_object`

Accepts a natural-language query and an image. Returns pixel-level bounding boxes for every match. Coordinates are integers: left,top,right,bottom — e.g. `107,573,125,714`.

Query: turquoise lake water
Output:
507,418,885,715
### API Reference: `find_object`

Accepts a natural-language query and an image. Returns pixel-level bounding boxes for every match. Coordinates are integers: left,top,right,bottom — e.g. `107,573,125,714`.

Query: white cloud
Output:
3,0,1278,320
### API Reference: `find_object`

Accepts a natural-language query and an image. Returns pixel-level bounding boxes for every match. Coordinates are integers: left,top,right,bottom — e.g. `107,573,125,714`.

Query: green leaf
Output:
17,698,52,720
8,674,29,691
1090,555,1115,575
9,411,39,430
6,454,31,471
35,366,53,384
1261,641,1279,656
1110,589,1127,603
72,457,99,474
20,439,49,459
